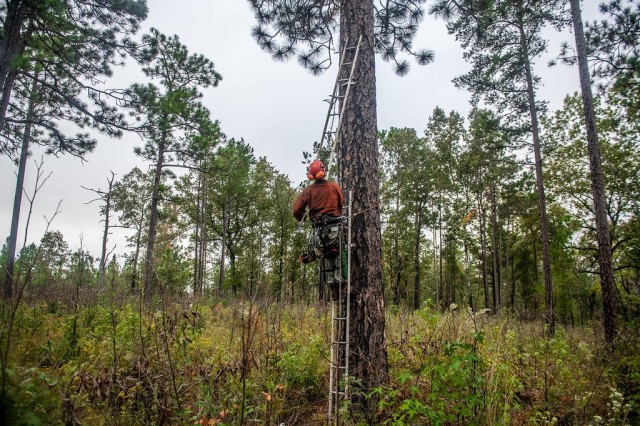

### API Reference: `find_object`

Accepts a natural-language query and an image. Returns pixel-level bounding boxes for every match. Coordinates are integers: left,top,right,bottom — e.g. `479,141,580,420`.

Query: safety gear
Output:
312,215,342,259
307,160,327,180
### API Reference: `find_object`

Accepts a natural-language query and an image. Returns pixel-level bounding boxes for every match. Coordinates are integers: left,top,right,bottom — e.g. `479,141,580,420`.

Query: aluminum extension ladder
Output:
317,35,361,425
327,191,353,425
318,35,362,178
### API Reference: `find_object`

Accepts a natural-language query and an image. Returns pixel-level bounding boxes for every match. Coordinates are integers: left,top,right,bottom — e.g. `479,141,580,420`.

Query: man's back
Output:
293,179,344,221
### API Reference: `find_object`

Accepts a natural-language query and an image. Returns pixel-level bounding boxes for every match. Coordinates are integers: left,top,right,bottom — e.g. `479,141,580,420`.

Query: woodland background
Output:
1,0,639,424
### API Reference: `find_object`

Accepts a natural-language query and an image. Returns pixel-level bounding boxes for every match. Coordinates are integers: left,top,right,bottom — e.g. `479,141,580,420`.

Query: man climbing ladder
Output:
293,159,346,296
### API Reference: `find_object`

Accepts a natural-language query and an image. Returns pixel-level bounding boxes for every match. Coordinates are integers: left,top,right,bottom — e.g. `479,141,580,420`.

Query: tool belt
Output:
312,215,343,259
299,215,344,264
311,214,343,226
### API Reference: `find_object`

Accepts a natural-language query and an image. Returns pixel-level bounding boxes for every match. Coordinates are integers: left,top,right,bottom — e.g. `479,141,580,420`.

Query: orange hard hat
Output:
307,160,327,180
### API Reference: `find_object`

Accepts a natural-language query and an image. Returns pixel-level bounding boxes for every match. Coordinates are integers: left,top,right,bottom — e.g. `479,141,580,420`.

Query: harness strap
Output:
312,214,344,226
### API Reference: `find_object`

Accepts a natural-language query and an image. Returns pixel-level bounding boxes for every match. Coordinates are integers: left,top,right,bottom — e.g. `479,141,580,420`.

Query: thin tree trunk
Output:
130,209,144,291
193,172,202,294
438,202,445,309
450,242,456,305
277,223,285,301
491,185,501,312
432,226,438,308
393,164,401,306
569,0,617,347
464,238,473,311
413,208,422,311
3,75,38,299
479,194,490,310
218,194,230,293
517,13,555,336
339,0,388,400
98,172,116,290
198,181,207,294
506,217,515,311
143,131,166,301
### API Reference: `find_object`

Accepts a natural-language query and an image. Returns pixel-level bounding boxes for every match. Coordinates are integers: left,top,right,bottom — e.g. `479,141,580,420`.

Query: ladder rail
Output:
345,190,352,396
318,37,351,158
321,35,360,426
327,35,362,176
328,288,337,420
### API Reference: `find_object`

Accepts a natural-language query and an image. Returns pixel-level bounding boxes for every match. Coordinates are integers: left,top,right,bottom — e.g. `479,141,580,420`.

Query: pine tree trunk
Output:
338,0,389,399
413,208,422,310
131,209,144,291
3,75,37,299
464,238,474,311
143,132,166,301
277,222,285,301
517,12,555,336
218,194,230,293
438,203,444,309
393,166,401,306
433,226,438,308
479,193,490,310
506,217,515,311
491,186,501,312
98,174,115,290
193,173,202,294
569,0,617,347
0,0,30,133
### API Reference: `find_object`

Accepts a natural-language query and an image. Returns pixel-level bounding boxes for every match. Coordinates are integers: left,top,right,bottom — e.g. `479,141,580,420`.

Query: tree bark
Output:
3,75,37,299
490,185,501,312
339,0,389,399
193,172,202,294
393,163,401,306
98,173,116,290
130,208,144,291
569,0,617,347
0,0,30,133
217,194,230,293
198,177,207,295
478,193,490,310
464,237,474,311
517,12,555,336
438,202,445,309
413,208,422,310
432,226,438,308
143,130,166,301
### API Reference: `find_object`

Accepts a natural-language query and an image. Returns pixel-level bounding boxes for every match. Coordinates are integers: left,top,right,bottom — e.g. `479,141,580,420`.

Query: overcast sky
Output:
0,0,602,259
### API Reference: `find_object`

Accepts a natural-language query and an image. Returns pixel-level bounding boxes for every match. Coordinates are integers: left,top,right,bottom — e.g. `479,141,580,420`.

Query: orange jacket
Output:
292,179,344,221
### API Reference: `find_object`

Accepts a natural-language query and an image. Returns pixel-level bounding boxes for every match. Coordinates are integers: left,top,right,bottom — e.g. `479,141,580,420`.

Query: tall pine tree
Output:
126,29,221,301
247,0,435,397
431,0,569,335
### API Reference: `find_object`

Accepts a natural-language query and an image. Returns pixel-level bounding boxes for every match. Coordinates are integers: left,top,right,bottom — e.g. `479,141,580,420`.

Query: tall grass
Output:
0,295,636,425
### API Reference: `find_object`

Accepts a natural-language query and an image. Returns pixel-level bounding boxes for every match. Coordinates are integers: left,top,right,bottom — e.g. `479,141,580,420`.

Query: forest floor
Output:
1,290,638,425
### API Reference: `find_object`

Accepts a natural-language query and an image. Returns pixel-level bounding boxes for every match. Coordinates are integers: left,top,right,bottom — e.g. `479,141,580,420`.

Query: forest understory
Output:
1,288,638,425
2,0,640,424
